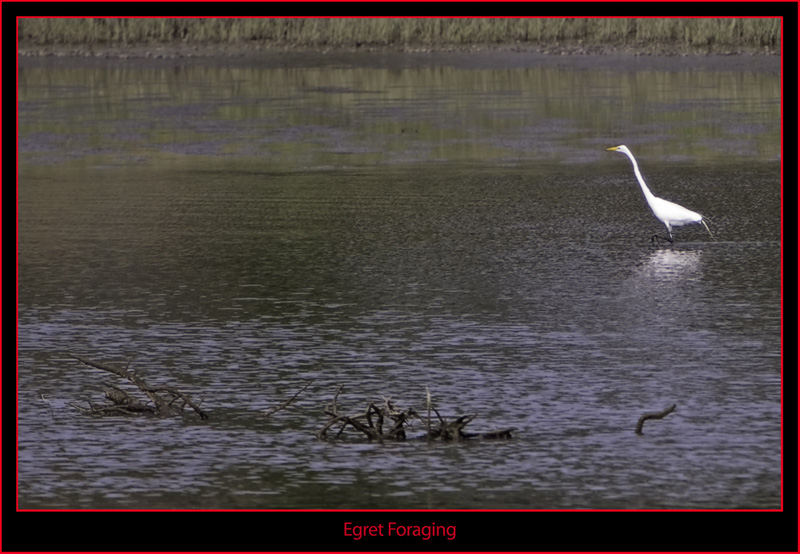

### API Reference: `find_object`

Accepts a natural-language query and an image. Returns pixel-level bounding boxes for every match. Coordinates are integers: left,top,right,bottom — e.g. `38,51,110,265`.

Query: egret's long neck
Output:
625,151,656,202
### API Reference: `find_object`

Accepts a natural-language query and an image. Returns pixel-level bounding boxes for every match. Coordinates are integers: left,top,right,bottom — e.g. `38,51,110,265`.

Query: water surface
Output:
18,51,781,512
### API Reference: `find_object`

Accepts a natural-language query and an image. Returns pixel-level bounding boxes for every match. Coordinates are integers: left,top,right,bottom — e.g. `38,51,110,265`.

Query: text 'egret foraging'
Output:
607,145,714,243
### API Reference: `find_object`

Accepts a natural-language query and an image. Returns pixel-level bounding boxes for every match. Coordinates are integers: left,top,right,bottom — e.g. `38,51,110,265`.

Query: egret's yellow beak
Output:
606,146,620,151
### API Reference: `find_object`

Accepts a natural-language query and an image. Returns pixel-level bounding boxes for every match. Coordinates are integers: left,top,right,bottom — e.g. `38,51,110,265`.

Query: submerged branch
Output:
635,404,676,435
68,353,208,419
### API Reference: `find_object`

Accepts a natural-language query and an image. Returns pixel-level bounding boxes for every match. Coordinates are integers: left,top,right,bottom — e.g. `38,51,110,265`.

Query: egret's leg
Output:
649,223,674,245
650,234,673,245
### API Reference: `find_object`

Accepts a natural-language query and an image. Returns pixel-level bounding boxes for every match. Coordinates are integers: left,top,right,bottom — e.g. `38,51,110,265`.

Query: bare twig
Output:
139,385,208,419
324,384,345,417
263,380,314,418
40,393,54,418
425,386,432,436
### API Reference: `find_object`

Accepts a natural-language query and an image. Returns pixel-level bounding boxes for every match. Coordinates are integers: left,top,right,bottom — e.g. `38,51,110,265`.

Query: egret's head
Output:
607,145,630,154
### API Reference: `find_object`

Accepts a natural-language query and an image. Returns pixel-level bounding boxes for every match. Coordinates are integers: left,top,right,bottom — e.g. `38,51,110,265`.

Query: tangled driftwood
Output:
68,353,208,420
316,385,515,442
65,354,675,442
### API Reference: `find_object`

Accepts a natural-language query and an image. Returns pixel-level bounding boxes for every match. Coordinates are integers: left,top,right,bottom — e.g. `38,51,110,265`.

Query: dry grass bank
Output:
18,18,780,55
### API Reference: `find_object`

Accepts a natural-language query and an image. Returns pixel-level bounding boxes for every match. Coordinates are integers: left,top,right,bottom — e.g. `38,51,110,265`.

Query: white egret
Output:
607,145,714,243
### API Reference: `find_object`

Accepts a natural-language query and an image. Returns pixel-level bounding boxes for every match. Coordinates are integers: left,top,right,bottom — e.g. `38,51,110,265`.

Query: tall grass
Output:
18,18,781,49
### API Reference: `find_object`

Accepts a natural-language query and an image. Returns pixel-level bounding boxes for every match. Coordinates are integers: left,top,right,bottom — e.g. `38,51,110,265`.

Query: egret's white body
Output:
607,145,713,242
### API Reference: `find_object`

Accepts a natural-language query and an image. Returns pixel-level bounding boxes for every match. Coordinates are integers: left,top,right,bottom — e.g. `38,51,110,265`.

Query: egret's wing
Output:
650,196,703,225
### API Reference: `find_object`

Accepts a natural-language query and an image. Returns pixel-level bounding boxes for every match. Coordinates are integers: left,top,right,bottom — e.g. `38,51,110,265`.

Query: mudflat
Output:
18,42,781,74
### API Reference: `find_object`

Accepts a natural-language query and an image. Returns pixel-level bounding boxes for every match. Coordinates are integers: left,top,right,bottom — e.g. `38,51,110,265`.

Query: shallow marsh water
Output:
18,51,781,513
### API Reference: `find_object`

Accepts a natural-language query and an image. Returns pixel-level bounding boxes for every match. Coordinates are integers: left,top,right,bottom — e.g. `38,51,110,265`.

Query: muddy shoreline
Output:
18,41,780,73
